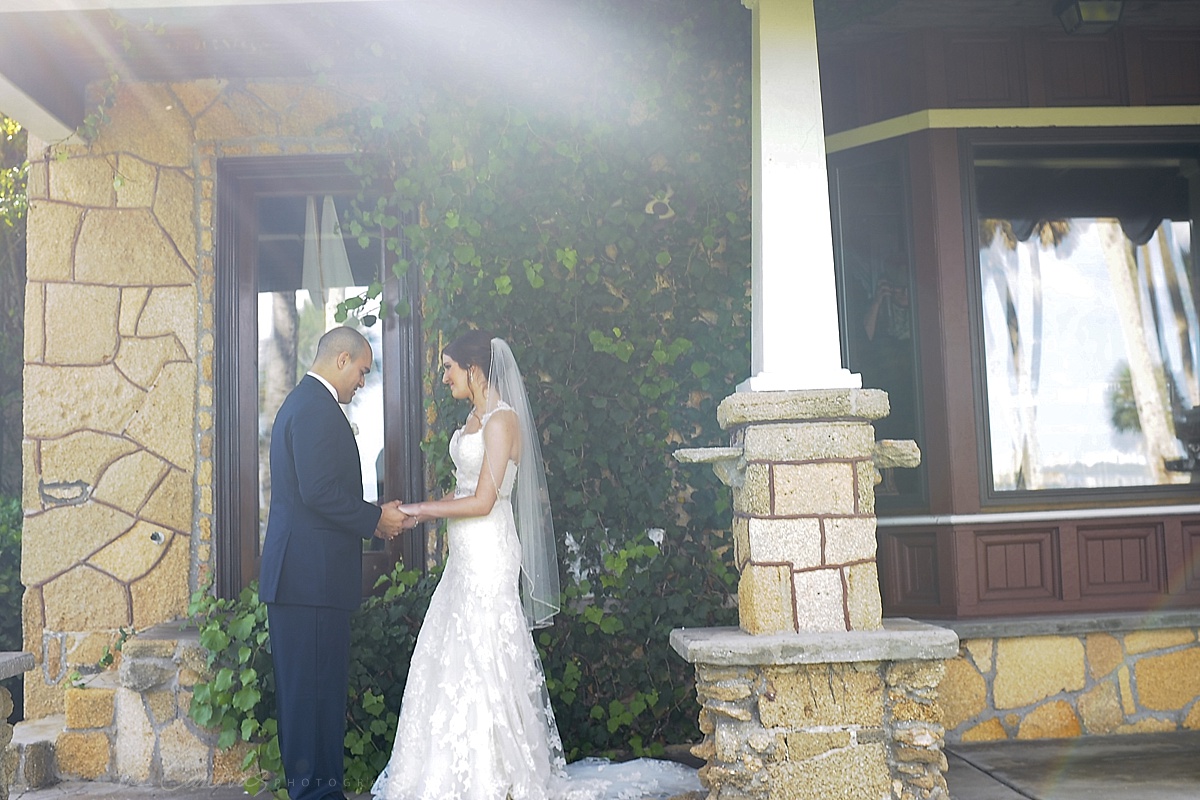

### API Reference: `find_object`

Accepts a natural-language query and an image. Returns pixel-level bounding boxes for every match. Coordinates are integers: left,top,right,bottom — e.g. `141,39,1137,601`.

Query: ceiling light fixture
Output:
1054,0,1124,34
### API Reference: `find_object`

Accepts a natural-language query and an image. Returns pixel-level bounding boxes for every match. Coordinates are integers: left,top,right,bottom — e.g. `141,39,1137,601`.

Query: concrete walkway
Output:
10,731,1200,799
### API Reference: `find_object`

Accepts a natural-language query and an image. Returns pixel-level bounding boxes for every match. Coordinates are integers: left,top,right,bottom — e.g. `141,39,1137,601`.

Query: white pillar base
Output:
736,368,862,393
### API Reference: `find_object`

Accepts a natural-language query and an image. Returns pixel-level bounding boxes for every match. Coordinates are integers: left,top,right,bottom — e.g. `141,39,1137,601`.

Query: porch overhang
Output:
0,0,396,141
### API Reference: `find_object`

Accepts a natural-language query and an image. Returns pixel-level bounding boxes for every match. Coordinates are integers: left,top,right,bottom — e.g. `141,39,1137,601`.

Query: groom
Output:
259,326,409,800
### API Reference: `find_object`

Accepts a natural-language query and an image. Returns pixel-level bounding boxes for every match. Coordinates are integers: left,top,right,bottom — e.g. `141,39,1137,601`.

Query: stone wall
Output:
940,623,1200,742
21,75,374,779
690,658,948,800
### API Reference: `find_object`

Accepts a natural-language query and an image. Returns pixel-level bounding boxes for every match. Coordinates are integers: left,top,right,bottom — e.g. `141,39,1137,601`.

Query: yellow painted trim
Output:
825,106,1200,153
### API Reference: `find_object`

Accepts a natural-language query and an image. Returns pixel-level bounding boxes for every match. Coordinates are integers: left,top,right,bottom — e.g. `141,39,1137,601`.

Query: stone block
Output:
114,688,154,783
773,463,855,516
1124,628,1195,655
114,335,190,390
767,740,890,800
39,430,138,491
1184,701,1200,730
854,461,876,515
171,79,227,118
92,84,194,168
90,521,173,582
92,451,170,517
1016,700,1081,740
843,562,882,631
792,569,846,632
23,439,40,512
886,659,945,690
1086,632,1123,679
824,517,876,565
26,155,48,199
120,638,177,660
43,284,120,365
115,155,158,208
738,564,794,635
760,663,883,728
212,740,255,785
717,388,889,429
1119,665,1135,714
23,364,143,439
75,209,194,286
732,464,770,516
961,718,1007,742
732,516,749,570
783,731,851,760
889,696,942,724
124,362,197,469
25,201,83,281
42,566,130,630
120,658,175,693
1078,681,1122,734
130,536,190,628
48,156,116,207
140,467,194,533
159,719,209,784
64,686,115,729
194,88,279,141
154,167,197,268
55,730,110,779
747,517,820,569
22,588,44,665
741,422,875,462
1115,717,1176,734
119,288,149,336
993,636,1085,709
140,286,199,357
939,656,986,730
23,672,65,719
1134,647,1200,711
24,282,44,363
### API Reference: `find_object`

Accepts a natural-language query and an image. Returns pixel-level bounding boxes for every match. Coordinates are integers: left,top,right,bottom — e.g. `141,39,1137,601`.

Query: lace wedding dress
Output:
371,408,702,800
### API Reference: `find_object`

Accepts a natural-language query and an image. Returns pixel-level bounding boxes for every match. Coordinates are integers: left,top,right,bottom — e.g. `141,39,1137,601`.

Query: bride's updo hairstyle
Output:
443,329,495,382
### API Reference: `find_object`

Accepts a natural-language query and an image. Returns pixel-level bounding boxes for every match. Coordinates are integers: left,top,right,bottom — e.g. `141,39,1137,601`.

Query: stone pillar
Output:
721,389,887,634
674,390,955,800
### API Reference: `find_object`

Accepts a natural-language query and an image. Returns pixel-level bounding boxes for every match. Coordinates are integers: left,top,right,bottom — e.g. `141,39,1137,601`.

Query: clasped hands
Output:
375,499,423,540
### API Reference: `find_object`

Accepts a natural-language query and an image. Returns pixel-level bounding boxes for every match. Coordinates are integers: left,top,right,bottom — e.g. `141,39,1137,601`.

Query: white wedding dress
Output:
371,408,703,800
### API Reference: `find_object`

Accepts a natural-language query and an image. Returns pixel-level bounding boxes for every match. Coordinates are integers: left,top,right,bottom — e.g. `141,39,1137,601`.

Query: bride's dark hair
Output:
443,329,495,381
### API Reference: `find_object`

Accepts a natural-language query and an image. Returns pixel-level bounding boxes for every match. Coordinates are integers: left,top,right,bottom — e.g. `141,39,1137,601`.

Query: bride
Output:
370,331,701,800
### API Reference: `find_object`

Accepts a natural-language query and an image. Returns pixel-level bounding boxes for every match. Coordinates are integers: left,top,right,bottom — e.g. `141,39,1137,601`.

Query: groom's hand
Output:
376,500,408,539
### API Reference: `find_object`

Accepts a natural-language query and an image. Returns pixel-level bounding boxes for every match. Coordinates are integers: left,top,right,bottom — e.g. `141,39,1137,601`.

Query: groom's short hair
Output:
315,327,369,363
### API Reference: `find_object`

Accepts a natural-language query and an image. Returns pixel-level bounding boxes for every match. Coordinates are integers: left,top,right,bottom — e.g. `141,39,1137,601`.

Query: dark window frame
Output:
829,138,929,512
961,126,1200,509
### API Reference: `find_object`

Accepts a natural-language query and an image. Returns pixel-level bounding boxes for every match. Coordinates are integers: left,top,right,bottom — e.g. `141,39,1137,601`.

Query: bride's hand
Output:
398,503,426,522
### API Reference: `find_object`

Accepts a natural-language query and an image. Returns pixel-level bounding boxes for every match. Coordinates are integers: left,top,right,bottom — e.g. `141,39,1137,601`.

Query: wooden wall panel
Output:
1182,519,1200,593
1136,31,1200,104
975,528,1059,601
943,32,1027,107
1077,523,1162,597
1036,35,1125,106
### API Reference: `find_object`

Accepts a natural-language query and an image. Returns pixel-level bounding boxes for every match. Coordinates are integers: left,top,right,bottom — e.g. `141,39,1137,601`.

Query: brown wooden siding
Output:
820,27,1200,132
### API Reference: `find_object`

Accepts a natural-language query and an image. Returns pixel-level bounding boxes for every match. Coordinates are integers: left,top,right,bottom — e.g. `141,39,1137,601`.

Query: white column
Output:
738,0,860,392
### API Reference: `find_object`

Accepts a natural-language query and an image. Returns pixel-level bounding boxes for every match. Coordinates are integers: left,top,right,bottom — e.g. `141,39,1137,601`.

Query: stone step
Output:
4,714,64,791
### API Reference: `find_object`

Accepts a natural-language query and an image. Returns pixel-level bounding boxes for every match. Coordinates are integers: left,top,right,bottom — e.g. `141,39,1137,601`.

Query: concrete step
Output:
4,714,64,791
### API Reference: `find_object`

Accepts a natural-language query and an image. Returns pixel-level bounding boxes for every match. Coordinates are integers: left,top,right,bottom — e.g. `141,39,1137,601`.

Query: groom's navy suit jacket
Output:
259,374,382,610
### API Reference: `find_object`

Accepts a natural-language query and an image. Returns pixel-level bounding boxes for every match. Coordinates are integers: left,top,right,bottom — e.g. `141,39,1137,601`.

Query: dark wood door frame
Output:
214,154,425,599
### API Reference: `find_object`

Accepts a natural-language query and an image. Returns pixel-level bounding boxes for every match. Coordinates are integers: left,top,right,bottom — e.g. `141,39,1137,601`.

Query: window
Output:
971,141,1200,495
830,143,926,508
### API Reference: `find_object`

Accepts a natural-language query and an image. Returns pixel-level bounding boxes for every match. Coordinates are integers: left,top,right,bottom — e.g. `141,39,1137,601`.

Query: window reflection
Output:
976,150,1199,491
255,194,386,543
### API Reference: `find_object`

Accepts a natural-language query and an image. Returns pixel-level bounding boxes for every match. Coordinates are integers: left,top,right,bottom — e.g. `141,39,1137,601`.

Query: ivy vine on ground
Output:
191,0,749,792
